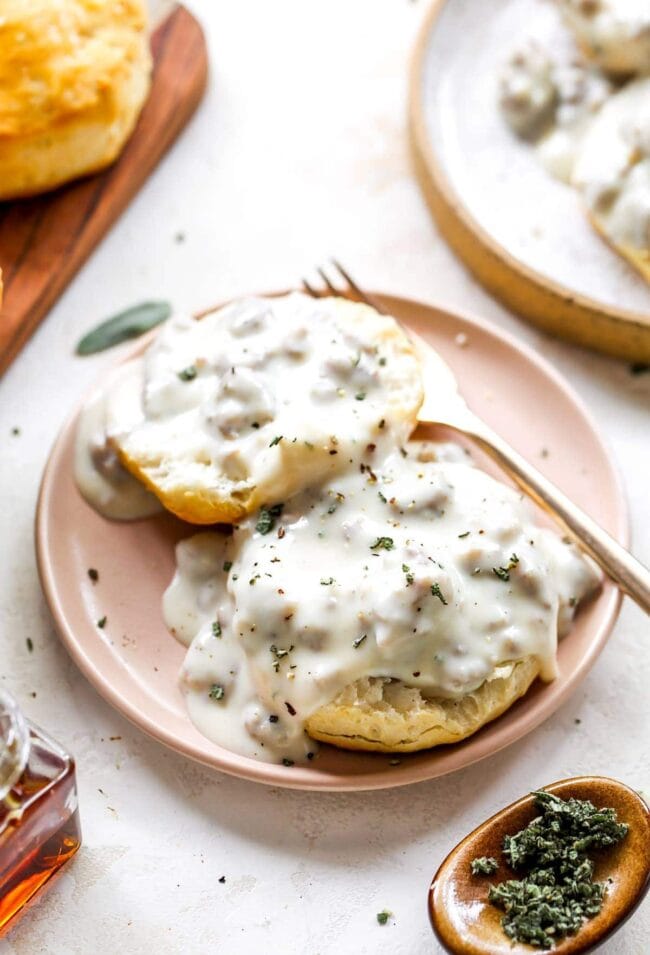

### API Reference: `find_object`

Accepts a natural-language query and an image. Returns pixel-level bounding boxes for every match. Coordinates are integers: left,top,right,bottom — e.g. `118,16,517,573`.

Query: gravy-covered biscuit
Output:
164,442,599,763
557,0,650,75
572,77,650,283
102,294,424,524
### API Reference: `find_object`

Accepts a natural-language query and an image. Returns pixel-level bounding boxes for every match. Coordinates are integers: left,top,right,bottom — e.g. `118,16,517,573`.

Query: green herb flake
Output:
378,357,387,366
97,616,107,629
486,790,628,948
208,684,225,701
212,621,222,638
270,644,294,672
26,638,34,653
430,583,448,605
320,577,335,586
223,561,233,572
269,435,283,447
177,365,198,383
370,536,394,551
76,300,172,355
355,392,366,401
378,491,387,503
256,503,284,535
471,856,498,876
493,553,519,582
282,758,294,767
458,531,470,539
376,910,391,925
327,504,337,515
402,563,415,585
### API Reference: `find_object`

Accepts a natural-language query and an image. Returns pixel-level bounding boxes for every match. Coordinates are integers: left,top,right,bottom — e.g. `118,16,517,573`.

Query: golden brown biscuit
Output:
305,658,540,753
0,0,151,199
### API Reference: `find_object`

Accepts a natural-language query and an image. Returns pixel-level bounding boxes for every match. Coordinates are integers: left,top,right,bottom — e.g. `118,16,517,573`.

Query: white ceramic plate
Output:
414,0,650,315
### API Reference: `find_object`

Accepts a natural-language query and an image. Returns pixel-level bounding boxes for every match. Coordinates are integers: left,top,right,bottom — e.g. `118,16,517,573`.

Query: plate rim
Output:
408,0,650,362
35,290,627,791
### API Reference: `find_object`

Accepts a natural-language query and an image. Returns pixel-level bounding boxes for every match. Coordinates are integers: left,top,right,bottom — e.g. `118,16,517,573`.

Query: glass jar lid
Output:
0,689,30,800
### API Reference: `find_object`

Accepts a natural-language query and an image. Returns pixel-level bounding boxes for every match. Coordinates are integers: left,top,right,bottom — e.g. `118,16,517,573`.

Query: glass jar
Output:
0,689,81,930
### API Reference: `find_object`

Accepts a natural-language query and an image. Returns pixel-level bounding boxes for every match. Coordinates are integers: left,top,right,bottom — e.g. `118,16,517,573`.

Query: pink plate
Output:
35,293,626,791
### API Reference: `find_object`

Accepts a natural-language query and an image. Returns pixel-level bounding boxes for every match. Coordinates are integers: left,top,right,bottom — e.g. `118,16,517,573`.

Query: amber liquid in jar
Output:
0,697,81,931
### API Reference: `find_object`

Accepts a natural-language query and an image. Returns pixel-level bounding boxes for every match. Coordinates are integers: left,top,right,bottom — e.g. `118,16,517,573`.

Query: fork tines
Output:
302,260,385,314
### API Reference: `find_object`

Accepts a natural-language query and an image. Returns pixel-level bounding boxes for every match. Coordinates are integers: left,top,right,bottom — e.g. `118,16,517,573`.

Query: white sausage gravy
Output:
74,367,162,521
163,442,598,764
73,293,421,523
498,42,611,183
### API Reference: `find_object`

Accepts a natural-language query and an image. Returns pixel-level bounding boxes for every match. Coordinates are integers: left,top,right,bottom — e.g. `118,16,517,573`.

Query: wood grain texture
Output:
0,4,208,376
429,777,650,955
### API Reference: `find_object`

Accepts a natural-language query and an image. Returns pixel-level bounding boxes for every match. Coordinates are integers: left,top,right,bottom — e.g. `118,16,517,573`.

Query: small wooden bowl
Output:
429,777,650,954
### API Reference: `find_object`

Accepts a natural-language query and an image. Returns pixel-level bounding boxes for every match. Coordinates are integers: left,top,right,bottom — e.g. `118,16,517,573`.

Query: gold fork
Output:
302,260,650,614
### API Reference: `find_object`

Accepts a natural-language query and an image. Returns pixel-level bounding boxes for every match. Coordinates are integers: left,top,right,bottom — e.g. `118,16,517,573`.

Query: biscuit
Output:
106,294,424,524
586,206,650,283
0,0,151,199
572,77,650,283
305,658,540,753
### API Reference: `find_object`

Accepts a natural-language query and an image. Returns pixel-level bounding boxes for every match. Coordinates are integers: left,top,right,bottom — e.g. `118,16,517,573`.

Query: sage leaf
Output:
76,300,171,355
485,790,629,948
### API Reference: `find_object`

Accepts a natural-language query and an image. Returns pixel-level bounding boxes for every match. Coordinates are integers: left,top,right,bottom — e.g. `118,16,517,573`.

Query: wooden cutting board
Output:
0,4,208,376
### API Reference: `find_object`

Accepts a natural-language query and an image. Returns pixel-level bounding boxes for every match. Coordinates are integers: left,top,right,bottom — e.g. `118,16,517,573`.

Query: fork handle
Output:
466,420,650,614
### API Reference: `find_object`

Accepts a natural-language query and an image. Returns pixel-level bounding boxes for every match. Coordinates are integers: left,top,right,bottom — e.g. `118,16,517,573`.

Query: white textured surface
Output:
0,1,648,952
